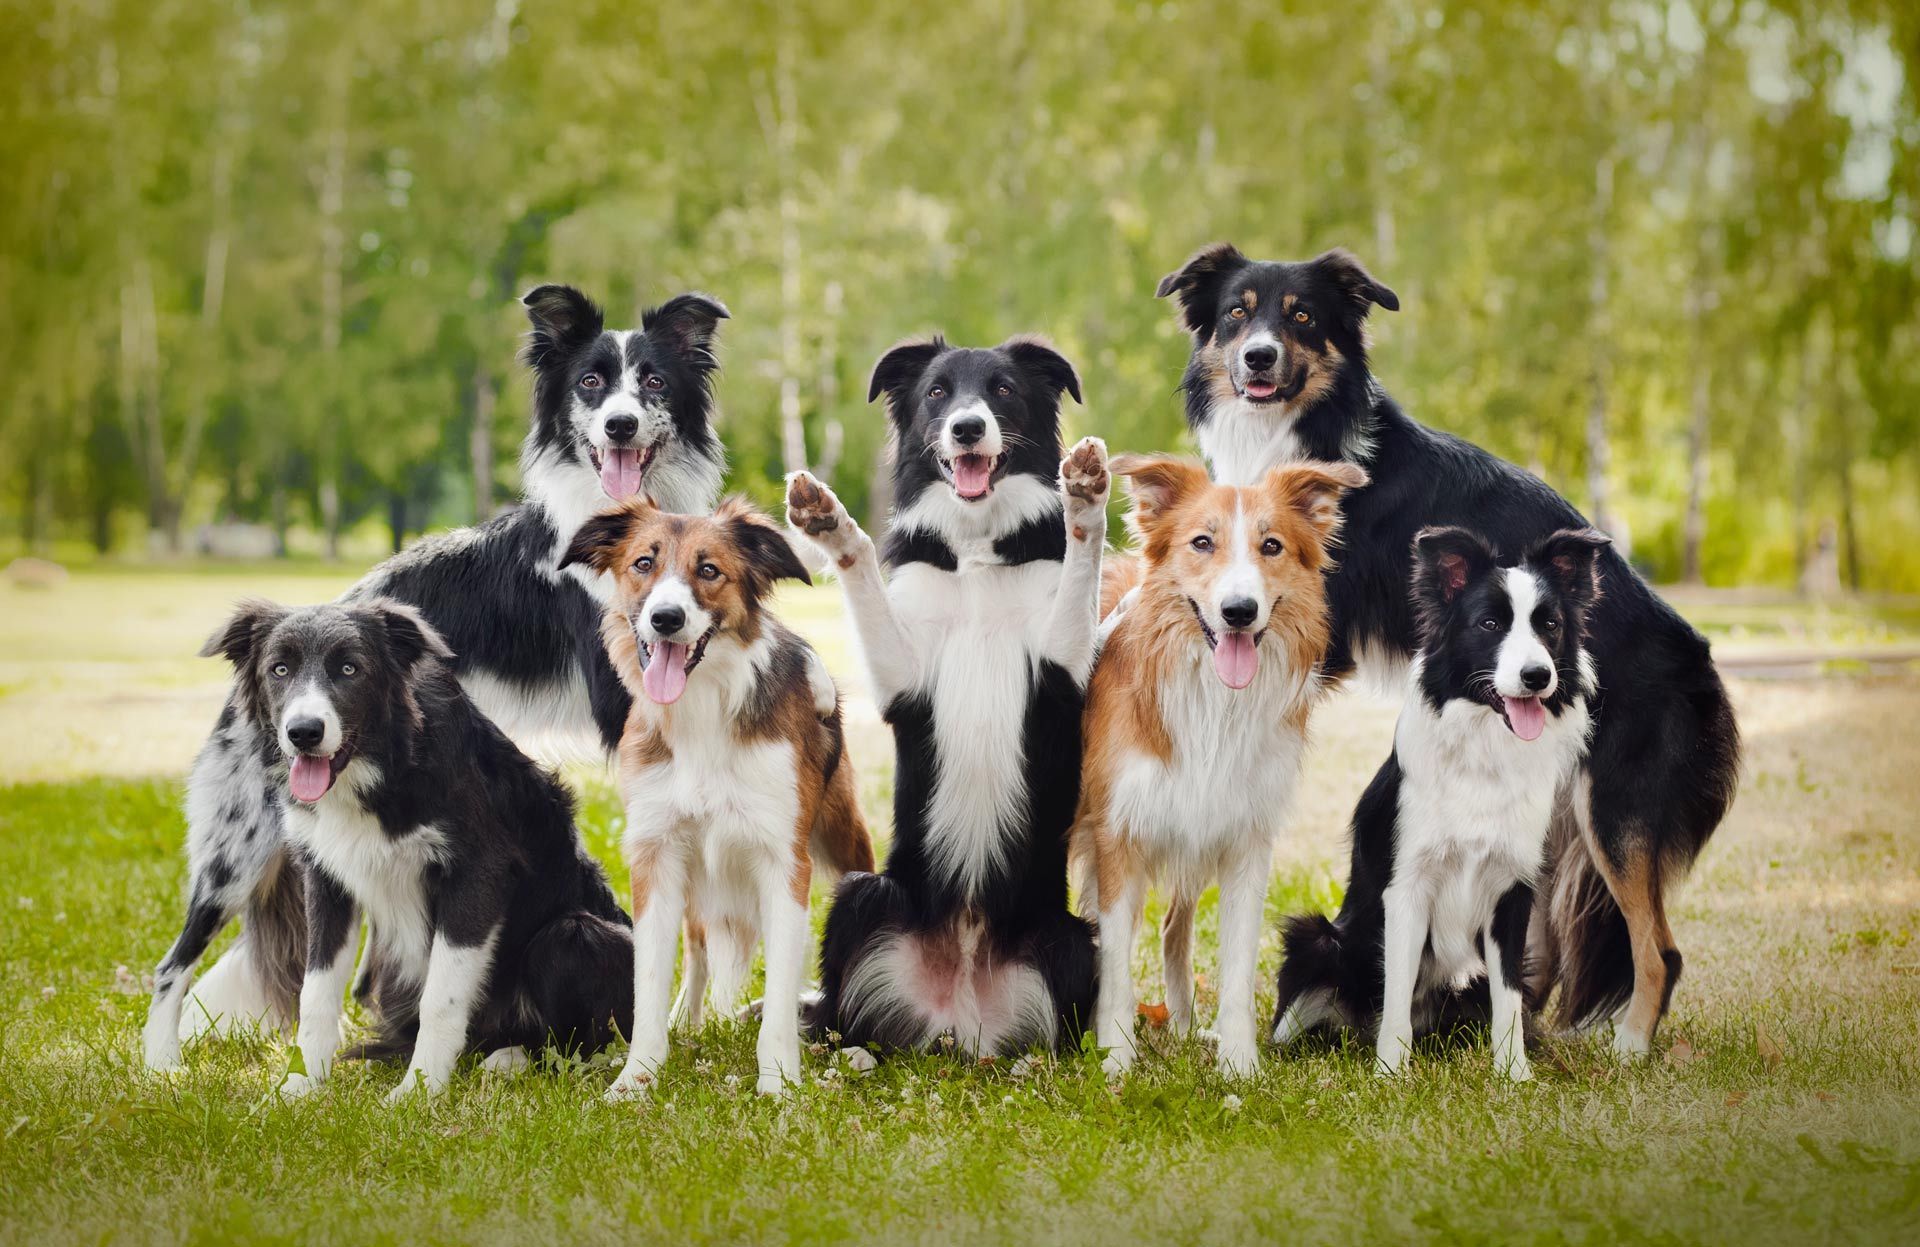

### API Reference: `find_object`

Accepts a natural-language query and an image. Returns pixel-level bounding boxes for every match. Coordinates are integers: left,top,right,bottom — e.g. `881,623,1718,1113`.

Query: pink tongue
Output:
1213,632,1259,689
289,754,334,803
600,448,645,499
1504,696,1546,742
952,455,992,499
642,641,691,704
1244,378,1278,399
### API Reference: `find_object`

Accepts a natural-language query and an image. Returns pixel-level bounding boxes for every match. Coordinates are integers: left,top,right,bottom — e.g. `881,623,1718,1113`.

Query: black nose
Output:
605,413,639,443
1243,343,1278,371
1221,597,1259,629
286,717,325,751
1521,665,1552,692
949,414,986,447
649,605,686,637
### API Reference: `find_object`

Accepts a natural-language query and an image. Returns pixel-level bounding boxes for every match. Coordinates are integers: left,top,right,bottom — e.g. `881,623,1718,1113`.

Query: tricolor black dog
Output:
785,336,1107,1056
143,286,727,1071
200,599,633,1102
1156,244,1739,1056
1272,527,1607,1080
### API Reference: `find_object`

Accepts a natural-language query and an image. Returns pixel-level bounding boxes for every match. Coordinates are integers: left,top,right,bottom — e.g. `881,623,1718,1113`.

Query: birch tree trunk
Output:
1584,152,1623,550
317,56,349,560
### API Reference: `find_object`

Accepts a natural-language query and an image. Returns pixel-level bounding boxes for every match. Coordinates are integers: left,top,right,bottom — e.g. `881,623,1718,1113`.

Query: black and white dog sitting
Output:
143,286,726,1071
1272,527,1608,1081
200,599,633,1102
785,336,1108,1056
1156,244,1740,1057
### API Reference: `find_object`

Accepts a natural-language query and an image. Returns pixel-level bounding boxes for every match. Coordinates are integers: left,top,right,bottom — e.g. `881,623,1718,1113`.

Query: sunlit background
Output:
3,0,1915,588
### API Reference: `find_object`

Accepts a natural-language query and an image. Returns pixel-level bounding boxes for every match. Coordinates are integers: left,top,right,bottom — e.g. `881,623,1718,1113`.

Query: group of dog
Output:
138,245,1740,1101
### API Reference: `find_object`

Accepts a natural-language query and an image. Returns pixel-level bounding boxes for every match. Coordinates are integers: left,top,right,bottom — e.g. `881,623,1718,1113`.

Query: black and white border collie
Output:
1156,244,1740,1056
785,336,1108,1056
142,286,727,1072
200,599,633,1102
1272,527,1608,1080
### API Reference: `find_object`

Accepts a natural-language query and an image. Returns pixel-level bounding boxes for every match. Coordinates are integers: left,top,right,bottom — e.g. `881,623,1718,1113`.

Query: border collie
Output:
1074,455,1366,1078
558,496,875,1097
143,286,727,1072
1156,244,1740,1056
1272,527,1608,1080
785,336,1107,1056
199,598,634,1102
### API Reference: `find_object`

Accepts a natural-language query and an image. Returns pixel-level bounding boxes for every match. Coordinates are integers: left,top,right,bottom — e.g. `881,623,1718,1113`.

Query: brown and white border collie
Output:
1073,456,1367,1078
560,497,874,1097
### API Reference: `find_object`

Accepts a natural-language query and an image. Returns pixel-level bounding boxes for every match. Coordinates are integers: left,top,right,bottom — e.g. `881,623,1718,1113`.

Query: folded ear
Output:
644,292,730,363
1311,248,1400,318
1112,454,1209,530
1001,335,1083,405
719,496,812,595
866,337,946,412
200,599,288,666
558,504,647,574
521,284,605,367
1412,526,1496,608
1527,527,1610,606
1155,242,1247,336
1269,461,1371,541
362,599,455,669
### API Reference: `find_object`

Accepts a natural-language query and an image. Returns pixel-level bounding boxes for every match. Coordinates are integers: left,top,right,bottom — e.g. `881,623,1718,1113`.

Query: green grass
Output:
2,569,1919,1243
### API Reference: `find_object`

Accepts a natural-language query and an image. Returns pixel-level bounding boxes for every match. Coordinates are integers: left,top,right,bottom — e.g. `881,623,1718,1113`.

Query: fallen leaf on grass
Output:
1815,1090,1837,1103
1665,1038,1698,1069
1755,1023,1784,1070
1725,1091,1748,1107
1137,1002,1171,1028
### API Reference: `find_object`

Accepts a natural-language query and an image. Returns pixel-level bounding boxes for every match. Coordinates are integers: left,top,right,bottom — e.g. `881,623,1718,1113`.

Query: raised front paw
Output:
785,471,863,564
1060,437,1110,532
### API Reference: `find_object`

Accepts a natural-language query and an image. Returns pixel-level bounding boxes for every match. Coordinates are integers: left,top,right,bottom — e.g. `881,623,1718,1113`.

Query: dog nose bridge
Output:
1241,331,1282,372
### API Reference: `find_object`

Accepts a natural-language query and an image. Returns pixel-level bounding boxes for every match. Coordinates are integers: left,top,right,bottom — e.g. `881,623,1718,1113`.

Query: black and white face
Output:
201,600,452,803
867,336,1082,508
1412,527,1608,740
521,286,728,504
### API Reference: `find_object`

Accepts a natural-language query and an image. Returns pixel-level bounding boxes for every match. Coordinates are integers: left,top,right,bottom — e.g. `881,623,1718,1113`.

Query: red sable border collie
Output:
1156,244,1739,1056
1073,455,1367,1078
560,497,874,1097
786,336,1108,1057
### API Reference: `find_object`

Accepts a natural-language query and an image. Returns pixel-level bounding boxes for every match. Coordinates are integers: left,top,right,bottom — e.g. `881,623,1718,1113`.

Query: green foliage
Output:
1,0,1915,585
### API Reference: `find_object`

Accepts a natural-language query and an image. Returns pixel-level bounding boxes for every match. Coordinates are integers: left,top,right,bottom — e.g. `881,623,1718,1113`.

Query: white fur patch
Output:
1494,568,1555,698
841,923,1058,1056
887,475,1059,569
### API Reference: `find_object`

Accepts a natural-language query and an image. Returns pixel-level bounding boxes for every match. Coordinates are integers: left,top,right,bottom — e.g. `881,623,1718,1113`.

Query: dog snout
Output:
1220,597,1260,630
648,604,687,638
1242,342,1279,372
1520,664,1553,693
948,413,986,447
285,717,327,752
604,413,639,444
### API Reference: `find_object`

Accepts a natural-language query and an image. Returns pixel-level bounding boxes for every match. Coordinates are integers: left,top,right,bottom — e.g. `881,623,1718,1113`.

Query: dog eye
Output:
271,663,289,679
1190,535,1213,553
633,556,653,574
643,374,665,391
1293,309,1311,325
339,662,356,677
1541,618,1558,632
1261,538,1283,556
1480,617,1501,632
928,385,945,399
996,384,1011,397
1228,307,1247,320
579,373,603,389
698,562,721,581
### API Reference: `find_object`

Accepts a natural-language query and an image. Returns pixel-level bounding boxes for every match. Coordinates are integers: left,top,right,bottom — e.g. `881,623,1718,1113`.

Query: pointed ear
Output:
558,504,646,574
1269,461,1370,541
521,284,605,367
644,292,730,363
1412,527,1495,612
1155,242,1247,335
1527,527,1610,606
1311,248,1400,317
719,496,812,594
866,337,945,413
1112,454,1209,530
200,599,288,666
362,599,455,669
1001,335,1083,405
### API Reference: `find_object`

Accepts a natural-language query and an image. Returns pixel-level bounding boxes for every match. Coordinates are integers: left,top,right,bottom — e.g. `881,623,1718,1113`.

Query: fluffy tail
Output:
245,847,309,1025
1538,809,1635,1031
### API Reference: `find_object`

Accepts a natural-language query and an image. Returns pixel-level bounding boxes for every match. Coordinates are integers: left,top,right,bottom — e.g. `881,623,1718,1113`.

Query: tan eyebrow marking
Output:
1282,294,1298,313
1242,289,1258,312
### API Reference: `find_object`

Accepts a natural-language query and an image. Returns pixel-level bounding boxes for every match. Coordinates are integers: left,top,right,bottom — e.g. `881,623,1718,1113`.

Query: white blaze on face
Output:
635,574,713,707
939,398,1005,460
1206,500,1267,689
570,330,675,500
280,680,343,757
1492,568,1555,699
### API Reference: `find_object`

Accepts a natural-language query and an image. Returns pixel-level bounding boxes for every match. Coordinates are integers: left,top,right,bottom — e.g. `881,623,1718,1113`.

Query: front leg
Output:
607,837,688,1101
387,925,499,1103
1375,881,1430,1077
754,854,811,1096
786,472,915,705
1487,882,1535,1082
1044,437,1110,682
1211,837,1273,1079
1094,863,1145,1076
281,864,357,1098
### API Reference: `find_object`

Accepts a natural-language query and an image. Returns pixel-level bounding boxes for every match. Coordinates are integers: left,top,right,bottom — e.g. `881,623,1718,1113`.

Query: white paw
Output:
1214,1043,1260,1081
144,1037,182,1073
481,1046,530,1074
1100,1049,1133,1079
278,1071,321,1100
1060,436,1111,529
1374,1040,1411,1078
383,1069,443,1105
1612,1026,1651,1061
604,1069,656,1103
785,472,862,563
756,1071,794,1098
1499,1056,1535,1083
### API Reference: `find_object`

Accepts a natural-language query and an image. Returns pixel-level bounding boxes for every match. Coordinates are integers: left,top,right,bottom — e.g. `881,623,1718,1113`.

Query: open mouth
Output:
1188,598,1263,689
637,624,717,705
1240,374,1303,404
590,444,658,500
937,452,1001,501
287,743,353,804
1495,694,1547,741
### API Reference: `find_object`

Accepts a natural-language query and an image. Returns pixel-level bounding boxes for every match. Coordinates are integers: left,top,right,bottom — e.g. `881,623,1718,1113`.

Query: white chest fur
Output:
1197,397,1311,487
281,764,447,984
885,559,1061,897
